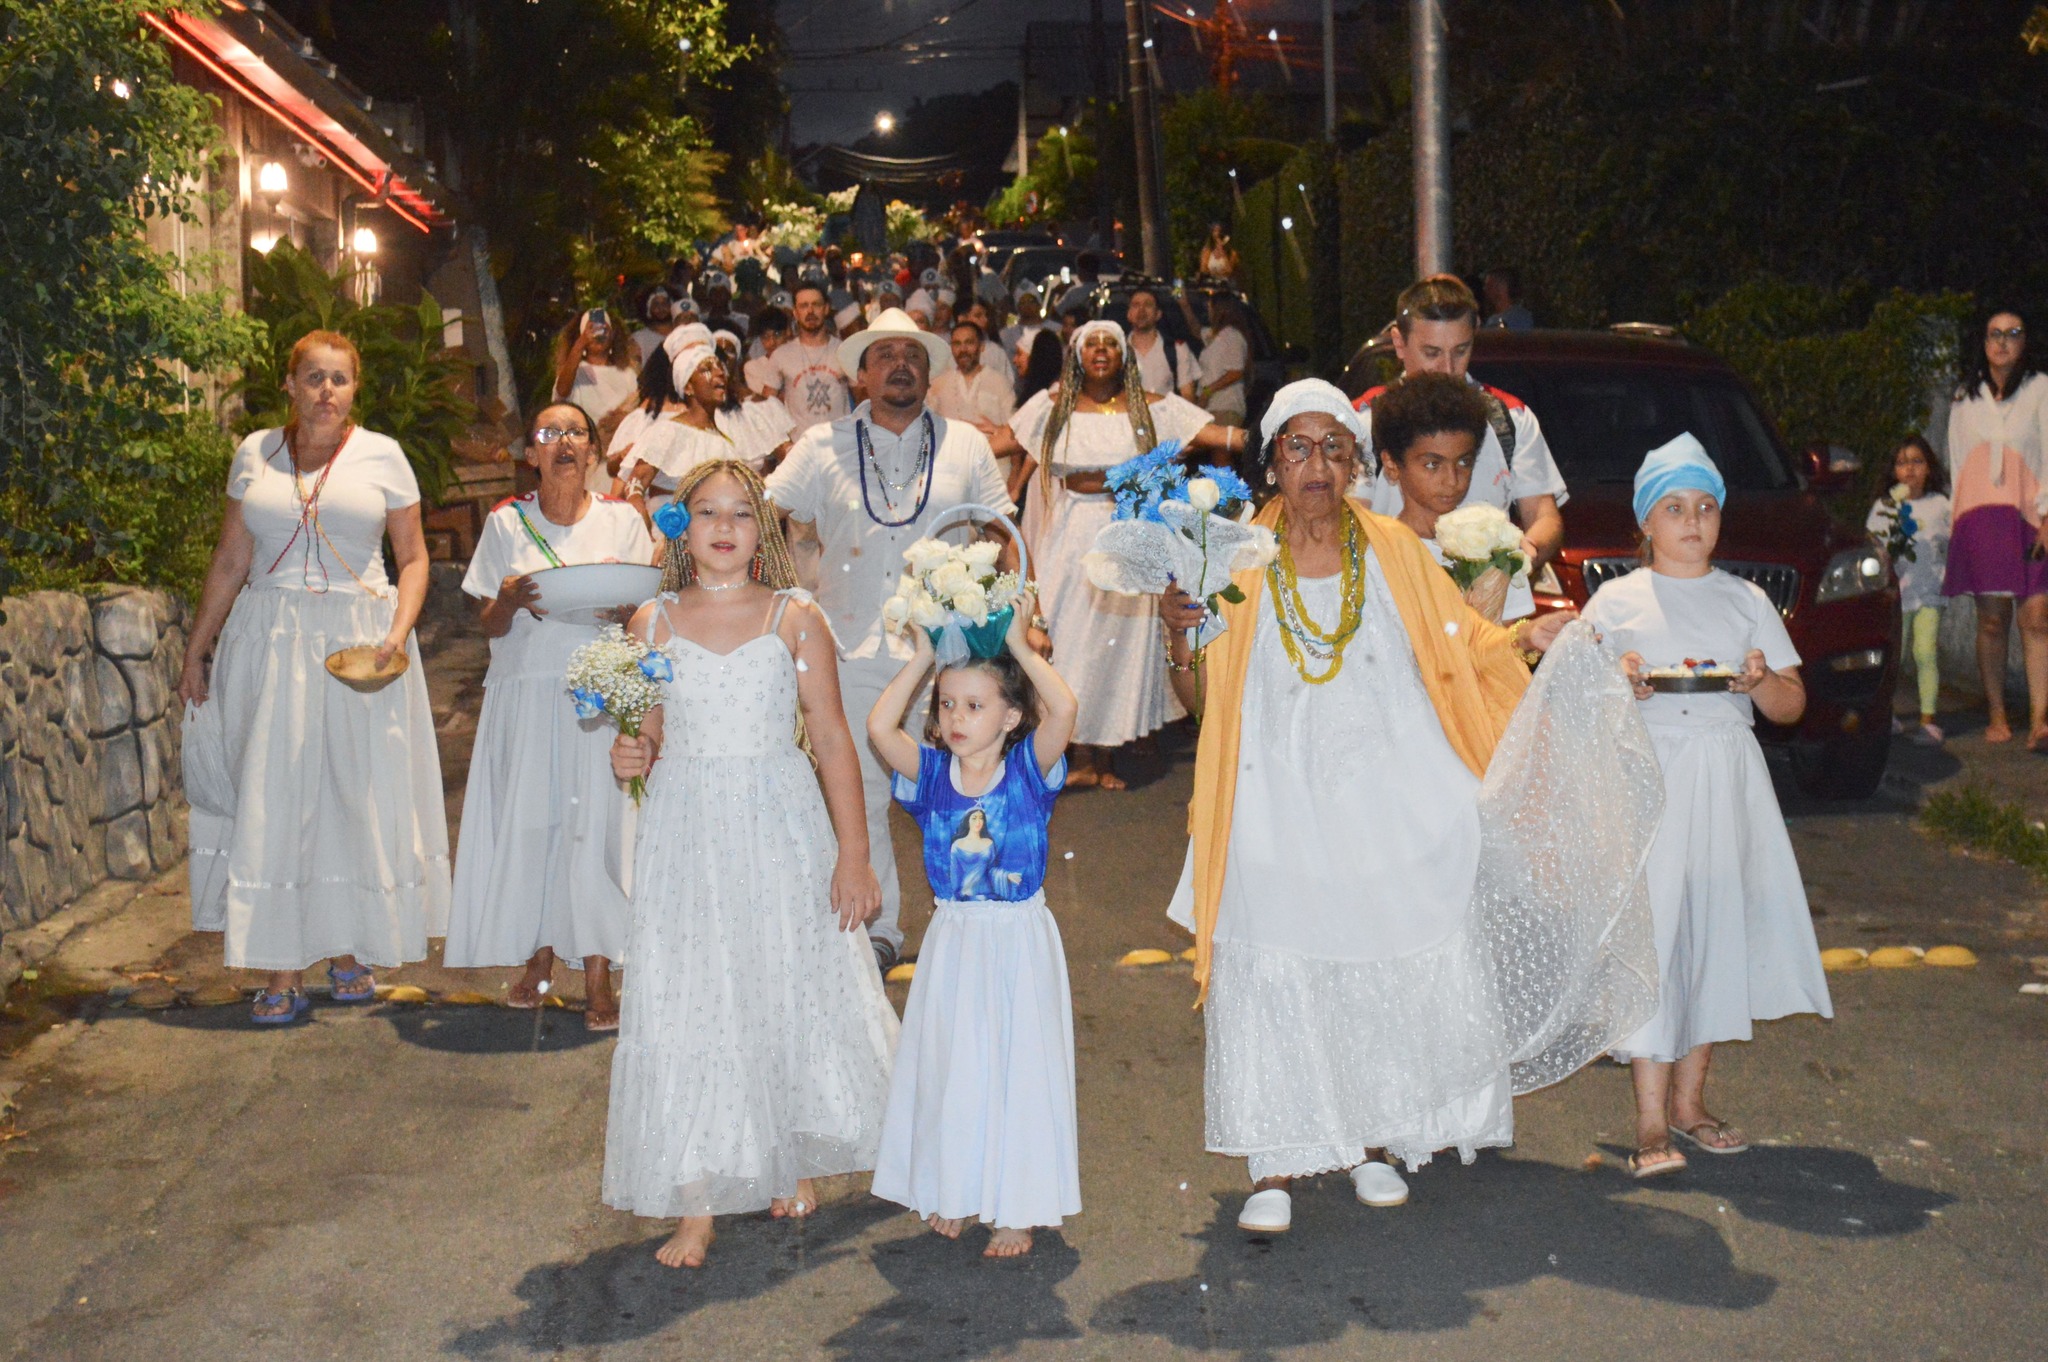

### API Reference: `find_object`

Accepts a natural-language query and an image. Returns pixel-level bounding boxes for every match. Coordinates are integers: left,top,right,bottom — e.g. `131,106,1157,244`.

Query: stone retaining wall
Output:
0,588,189,935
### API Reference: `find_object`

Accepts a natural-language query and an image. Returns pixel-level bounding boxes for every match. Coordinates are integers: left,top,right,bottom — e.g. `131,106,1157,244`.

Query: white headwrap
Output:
1072,318,1132,360
1259,377,1368,443
661,322,717,396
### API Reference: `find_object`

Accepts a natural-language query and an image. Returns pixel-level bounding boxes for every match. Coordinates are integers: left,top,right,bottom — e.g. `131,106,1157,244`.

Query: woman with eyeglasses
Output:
614,324,794,520
179,329,450,1026
1156,379,1655,1234
988,320,1245,789
1942,307,2048,750
445,402,657,1031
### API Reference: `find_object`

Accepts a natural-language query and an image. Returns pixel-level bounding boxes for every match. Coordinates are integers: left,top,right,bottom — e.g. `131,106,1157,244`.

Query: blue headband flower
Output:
651,502,691,540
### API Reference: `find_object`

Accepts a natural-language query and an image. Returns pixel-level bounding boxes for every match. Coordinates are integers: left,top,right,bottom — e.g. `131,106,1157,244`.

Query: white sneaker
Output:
1350,1160,1409,1207
1237,1188,1292,1233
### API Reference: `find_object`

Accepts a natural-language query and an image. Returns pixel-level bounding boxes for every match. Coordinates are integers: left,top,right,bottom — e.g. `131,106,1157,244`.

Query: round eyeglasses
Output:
1274,432,1359,464
532,425,593,446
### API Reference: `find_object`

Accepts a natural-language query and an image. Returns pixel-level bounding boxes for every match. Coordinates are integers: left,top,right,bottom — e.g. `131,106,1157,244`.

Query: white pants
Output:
836,656,931,951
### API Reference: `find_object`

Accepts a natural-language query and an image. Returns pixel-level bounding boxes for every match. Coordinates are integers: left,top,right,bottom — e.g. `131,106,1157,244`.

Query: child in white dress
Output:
865,604,1080,1257
1582,433,1832,1179
1866,435,1952,744
604,459,898,1269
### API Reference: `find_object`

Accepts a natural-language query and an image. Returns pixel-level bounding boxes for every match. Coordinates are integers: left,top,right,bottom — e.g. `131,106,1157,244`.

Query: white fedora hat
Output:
838,306,952,378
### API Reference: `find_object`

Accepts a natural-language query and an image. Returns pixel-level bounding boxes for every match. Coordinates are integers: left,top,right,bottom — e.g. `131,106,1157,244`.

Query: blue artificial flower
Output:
1205,466,1255,510
651,502,691,540
638,650,675,683
1106,440,1190,522
571,687,606,720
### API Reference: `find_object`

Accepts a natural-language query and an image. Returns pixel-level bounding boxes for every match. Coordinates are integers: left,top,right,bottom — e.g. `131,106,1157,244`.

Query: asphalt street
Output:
1,635,2045,1361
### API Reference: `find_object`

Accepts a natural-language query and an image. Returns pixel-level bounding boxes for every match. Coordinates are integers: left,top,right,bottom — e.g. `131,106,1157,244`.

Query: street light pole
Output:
1124,0,1168,275
1411,0,1452,275
1322,0,1336,141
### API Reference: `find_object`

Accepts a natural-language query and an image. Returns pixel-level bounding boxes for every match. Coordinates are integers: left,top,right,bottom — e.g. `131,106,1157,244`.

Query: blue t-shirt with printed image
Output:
892,742,1065,902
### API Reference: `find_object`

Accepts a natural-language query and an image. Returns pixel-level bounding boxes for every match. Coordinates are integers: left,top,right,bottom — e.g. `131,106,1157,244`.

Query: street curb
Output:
0,859,185,997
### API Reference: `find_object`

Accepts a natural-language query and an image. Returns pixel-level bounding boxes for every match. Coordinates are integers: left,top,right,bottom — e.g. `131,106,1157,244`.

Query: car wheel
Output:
1790,728,1891,800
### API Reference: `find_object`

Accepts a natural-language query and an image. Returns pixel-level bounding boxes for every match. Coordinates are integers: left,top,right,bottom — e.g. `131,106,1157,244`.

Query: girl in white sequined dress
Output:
603,460,898,1270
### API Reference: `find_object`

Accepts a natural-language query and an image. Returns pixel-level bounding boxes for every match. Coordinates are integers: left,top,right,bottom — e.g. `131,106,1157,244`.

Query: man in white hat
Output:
766,308,1040,975
756,281,850,435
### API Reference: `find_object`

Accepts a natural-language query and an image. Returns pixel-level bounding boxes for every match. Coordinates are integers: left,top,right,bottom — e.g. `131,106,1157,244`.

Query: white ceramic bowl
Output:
528,563,663,627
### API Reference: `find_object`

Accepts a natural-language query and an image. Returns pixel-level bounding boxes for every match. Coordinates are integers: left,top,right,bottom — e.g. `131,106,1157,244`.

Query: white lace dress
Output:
1009,391,1212,746
601,592,899,1217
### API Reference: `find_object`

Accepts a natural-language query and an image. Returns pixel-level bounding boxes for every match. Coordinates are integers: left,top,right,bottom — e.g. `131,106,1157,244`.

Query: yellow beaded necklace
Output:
1267,509,1366,685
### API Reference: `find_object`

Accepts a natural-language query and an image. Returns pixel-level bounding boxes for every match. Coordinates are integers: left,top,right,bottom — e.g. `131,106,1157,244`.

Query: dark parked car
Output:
1002,246,1124,296
1343,327,1900,799
975,229,1059,274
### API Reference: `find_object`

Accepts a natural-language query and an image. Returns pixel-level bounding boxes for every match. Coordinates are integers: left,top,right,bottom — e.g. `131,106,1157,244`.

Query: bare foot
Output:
770,1179,818,1219
1985,719,2014,743
1096,769,1128,792
2028,725,2048,753
655,1217,714,1268
984,1227,1034,1258
1063,765,1100,790
925,1213,967,1239
583,988,620,1032
507,953,553,1008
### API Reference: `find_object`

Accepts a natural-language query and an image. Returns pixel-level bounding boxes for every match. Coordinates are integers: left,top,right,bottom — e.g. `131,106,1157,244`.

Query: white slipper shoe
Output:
1237,1188,1292,1233
1351,1160,1409,1207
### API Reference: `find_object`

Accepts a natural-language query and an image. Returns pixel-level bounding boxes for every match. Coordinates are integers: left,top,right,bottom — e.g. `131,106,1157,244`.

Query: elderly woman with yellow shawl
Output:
1161,378,1662,1235
988,319,1248,788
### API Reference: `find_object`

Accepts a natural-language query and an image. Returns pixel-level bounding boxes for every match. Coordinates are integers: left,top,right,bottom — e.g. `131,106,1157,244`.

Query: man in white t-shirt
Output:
929,319,1017,435
765,309,1038,972
1352,274,1568,570
757,283,850,433
960,299,1015,388
629,287,676,366
1125,286,1197,400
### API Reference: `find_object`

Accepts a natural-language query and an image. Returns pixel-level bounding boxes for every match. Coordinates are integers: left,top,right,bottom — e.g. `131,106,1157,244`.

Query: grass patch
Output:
1922,786,2048,881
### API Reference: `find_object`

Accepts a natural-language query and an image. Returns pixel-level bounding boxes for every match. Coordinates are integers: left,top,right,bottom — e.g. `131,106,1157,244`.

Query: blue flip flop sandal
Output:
326,963,377,1004
250,988,310,1026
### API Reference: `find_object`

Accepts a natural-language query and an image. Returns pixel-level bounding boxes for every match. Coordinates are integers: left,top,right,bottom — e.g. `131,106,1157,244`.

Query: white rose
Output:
1242,524,1280,568
953,582,990,625
881,595,911,628
909,595,949,629
962,540,1002,570
1490,515,1524,555
930,561,975,598
1186,477,1221,513
902,539,953,574
1433,505,1500,561
1890,482,1912,503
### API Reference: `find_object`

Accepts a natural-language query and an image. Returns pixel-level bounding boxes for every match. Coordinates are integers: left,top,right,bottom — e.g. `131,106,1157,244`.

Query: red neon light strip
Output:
143,11,437,233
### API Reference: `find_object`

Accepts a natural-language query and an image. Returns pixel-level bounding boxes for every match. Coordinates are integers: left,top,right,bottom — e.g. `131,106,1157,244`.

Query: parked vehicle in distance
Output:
1002,246,1123,297
976,229,1059,274
1343,327,1900,800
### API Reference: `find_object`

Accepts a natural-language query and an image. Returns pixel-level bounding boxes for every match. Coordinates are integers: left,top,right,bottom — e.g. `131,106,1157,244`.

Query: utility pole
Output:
1411,0,1451,275
1321,0,1336,141
1124,0,1168,275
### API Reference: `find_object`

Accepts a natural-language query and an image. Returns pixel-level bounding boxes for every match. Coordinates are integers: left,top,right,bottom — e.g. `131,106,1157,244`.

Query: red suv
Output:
1345,328,1900,799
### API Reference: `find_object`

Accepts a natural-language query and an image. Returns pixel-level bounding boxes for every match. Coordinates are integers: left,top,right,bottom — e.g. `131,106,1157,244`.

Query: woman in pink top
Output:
1942,308,2048,749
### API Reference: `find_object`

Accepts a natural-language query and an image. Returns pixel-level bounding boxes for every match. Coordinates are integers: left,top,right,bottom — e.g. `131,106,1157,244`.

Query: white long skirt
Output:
184,586,450,970
1035,489,1184,747
1610,724,1832,1063
444,662,631,968
872,892,1081,1230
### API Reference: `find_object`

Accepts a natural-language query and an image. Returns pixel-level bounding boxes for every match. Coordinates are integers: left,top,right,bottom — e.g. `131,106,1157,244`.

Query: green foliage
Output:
989,125,1101,228
240,242,475,504
588,112,729,288
1234,146,1342,372
1160,90,1295,274
0,0,262,592
1688,280,1971,502
1923,785,2048,882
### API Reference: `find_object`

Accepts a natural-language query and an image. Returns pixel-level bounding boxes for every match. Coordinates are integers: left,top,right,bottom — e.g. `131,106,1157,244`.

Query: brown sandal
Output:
1628,1142,1688,1179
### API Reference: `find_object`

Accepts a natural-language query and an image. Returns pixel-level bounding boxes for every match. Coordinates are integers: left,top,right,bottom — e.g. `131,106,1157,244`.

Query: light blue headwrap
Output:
1632,433,1727,525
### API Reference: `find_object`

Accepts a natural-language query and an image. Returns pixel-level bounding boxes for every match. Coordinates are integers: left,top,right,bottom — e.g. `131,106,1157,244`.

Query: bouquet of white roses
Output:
565,624,673,805
1434,503,1529,591
1084,445,1277,652
883,538,1029,664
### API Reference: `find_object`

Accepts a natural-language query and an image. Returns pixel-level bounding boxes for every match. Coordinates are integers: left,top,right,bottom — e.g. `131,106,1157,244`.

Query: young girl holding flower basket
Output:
865,563,1081,1258
602,459,898,1270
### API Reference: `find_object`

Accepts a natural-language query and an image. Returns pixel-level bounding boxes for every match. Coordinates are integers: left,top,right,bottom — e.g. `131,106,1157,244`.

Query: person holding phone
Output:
553,306,641,452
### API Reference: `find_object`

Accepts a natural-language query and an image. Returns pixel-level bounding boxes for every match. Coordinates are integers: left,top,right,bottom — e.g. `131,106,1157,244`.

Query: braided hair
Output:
656,459,801,595
1039,327,1157,497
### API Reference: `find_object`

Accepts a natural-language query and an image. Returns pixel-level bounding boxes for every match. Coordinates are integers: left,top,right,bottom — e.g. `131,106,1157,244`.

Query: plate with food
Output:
527,563,663,627
1644,659,1736,693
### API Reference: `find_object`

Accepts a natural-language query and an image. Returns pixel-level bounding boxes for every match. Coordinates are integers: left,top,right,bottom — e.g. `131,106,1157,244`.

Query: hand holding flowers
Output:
883,536,1028,664
566,623,673,804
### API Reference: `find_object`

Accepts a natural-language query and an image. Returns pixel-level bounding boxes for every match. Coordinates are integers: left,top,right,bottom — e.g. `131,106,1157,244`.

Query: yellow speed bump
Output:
885,963,916,984
1923,945,1978,968
1820,948,1869,972
1179,947,1198,962
1117,949,1174,968
1866,946,1925,969
373,984,431,1003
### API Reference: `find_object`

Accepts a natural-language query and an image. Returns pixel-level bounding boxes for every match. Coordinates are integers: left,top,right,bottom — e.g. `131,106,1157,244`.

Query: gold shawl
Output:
1186,497,1532,1004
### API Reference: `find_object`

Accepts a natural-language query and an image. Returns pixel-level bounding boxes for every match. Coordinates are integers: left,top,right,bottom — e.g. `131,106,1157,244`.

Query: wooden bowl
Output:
324,645,410,692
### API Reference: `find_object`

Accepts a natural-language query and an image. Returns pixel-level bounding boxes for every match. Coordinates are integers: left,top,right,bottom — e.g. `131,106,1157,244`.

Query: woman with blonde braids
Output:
989,320,1246,787
603,459,898,1270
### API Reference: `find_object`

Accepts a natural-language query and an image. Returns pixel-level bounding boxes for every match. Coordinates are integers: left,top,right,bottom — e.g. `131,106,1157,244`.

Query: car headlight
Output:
1814,547,1887,604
